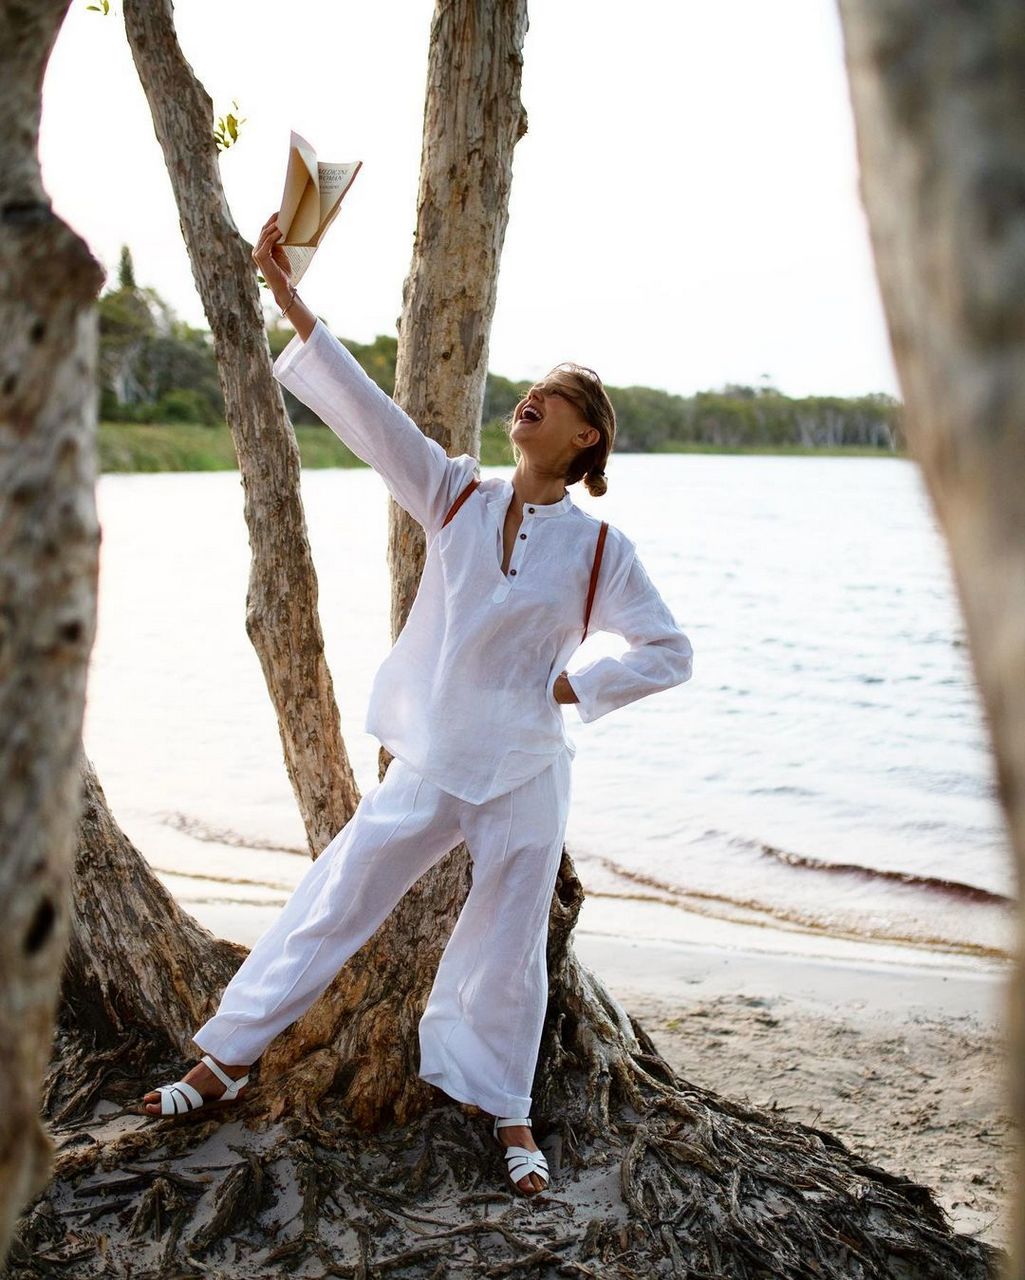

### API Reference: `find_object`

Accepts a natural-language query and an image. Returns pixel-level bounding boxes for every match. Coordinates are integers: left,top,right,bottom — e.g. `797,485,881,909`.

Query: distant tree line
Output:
100,247,904,451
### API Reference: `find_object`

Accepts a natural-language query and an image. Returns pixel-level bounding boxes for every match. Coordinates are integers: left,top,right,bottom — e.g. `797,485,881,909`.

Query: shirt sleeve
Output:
565,546,694,724
272,317,479,535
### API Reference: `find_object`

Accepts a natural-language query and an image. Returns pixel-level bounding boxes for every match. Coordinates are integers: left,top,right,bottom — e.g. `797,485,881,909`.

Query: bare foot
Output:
496,1122,548,1194
142,1056,249,1116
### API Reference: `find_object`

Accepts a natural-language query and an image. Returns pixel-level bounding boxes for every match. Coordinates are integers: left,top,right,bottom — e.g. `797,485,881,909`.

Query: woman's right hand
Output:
251,211,293,301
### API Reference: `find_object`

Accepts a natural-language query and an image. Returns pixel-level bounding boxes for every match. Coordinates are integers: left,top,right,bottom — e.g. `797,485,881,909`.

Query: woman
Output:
142,212,694,1197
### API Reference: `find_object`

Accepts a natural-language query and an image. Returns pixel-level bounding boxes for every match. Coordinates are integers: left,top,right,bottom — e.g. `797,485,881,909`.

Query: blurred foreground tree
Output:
0,0,103,1262
838,3,1025,1273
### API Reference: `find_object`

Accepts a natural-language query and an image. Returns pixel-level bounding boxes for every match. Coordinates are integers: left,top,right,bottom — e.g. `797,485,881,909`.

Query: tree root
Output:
3,1041,1005,1280
14,842,1006,1278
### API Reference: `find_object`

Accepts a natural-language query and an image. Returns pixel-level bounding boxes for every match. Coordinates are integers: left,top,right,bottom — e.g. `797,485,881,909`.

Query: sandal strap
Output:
493,1116,532,1135
502,1147,549,1183
158,1081,204,1114
201,1054,249,1095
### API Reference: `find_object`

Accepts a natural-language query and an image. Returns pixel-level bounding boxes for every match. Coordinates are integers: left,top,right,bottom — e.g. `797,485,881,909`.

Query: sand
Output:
163,890,1017,1256
572,923,1015,1254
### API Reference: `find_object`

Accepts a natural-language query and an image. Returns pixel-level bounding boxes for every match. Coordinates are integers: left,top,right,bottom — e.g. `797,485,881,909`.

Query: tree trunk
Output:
43,757,247,1125
121,0,358,857
0,0,104,1262
835,4,1025,1274
387,0,529,649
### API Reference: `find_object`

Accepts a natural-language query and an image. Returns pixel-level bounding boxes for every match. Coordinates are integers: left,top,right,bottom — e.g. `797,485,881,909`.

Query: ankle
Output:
201,1055,249,1078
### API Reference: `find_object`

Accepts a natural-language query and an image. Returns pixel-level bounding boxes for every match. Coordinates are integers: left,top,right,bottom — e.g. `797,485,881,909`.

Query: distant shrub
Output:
152,388,219,426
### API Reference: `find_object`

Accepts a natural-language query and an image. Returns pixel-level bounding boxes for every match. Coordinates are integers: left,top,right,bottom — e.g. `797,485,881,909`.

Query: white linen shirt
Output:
272,318,694,804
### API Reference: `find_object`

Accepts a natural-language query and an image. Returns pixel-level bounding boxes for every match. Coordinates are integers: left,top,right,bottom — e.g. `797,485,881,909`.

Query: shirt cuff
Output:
272,317,328,382
564,664,607,724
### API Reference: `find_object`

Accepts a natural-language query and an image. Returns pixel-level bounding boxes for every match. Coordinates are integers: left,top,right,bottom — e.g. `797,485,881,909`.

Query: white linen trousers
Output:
191,746,572,1118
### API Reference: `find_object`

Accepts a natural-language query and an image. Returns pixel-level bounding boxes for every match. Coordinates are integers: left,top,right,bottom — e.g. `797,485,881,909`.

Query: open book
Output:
276,130,362,286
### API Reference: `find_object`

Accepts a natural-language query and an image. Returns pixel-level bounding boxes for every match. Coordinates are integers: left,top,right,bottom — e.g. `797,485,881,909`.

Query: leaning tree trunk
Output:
0,0,104,1261
122,0,358,857
836,4,1025,1274
42,757,247,1126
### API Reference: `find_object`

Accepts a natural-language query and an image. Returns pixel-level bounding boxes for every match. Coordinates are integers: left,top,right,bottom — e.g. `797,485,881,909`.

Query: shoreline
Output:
569,922,1012,1253
573,929,1010,1030
572,894,1012,1028
96,423,908,475
178,878,1012,1030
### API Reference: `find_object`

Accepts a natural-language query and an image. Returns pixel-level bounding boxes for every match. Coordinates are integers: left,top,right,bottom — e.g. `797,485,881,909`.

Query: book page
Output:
277,131,320,244
274,132,362,285
308,161,362,248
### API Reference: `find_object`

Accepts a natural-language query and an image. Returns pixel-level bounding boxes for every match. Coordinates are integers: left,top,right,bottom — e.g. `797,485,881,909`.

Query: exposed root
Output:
10,851,1005,1277
3,1041,1006,1280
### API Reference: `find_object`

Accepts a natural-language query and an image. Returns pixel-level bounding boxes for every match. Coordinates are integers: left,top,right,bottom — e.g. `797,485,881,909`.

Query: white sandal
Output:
493,1116,550,1194
148,1054,250,1117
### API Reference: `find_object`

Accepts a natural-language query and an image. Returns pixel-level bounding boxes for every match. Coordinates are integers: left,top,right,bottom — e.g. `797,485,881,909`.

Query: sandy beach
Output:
572,902,1015,1254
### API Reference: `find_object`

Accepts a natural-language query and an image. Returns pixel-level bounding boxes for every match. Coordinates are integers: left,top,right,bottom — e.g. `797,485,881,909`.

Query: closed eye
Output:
527,383,569,401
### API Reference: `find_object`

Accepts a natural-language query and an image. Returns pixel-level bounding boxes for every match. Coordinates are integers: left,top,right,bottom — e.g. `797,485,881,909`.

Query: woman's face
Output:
511,375,600,466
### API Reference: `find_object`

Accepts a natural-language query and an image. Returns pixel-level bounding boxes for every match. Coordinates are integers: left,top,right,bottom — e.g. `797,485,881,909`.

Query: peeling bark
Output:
0,0,104,1261
836,3,1025,1273
43,758,246,1126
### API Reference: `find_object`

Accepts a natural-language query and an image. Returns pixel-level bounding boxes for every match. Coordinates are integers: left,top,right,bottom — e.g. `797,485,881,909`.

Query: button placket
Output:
491,497,540,601
508,505,537,578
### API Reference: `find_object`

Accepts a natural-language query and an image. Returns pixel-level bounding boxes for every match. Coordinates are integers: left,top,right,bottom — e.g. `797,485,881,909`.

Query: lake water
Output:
83,453,1015,973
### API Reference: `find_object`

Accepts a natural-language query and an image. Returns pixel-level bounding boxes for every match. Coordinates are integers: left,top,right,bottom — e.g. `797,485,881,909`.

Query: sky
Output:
39,0,900,400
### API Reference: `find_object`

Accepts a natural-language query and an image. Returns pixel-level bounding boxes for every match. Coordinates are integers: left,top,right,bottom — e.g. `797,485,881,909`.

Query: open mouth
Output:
518,404,543,423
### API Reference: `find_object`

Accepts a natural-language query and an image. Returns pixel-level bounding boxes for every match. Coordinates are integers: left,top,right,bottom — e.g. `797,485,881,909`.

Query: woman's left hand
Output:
552,671,578,704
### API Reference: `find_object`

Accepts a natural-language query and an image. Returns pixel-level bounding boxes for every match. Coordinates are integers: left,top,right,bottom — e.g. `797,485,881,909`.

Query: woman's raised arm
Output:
252,213,478,534
252,212,317,341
